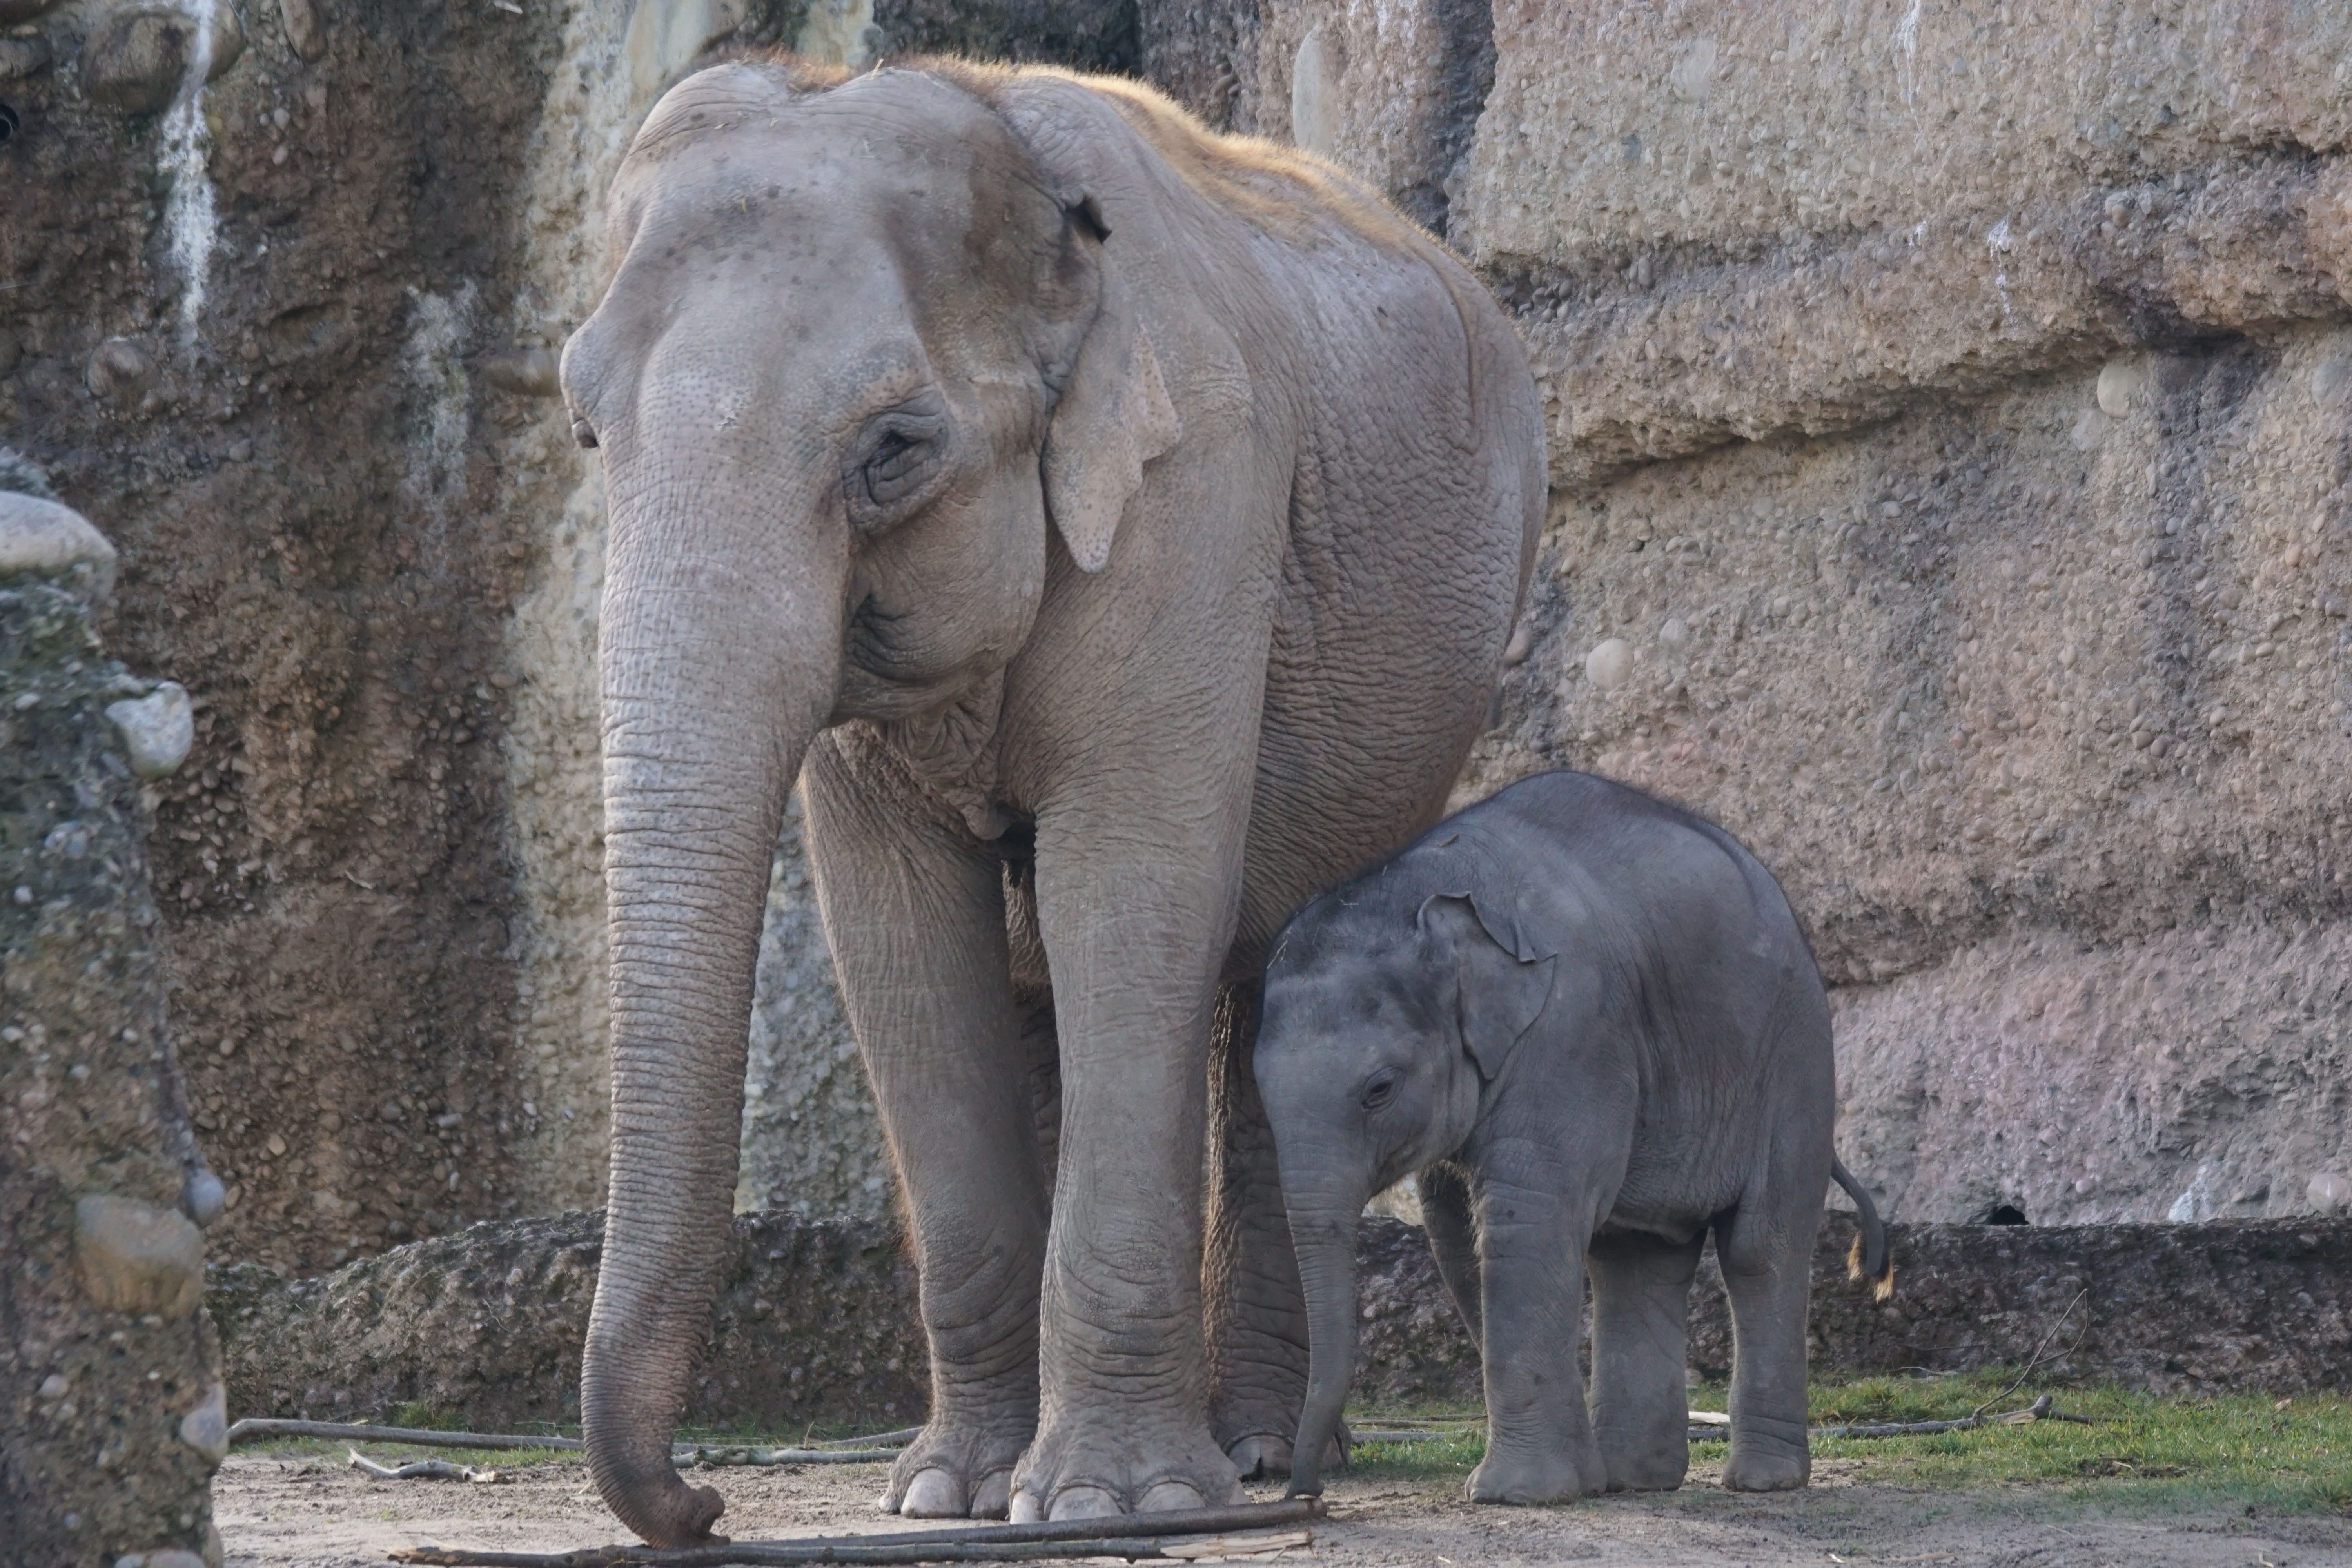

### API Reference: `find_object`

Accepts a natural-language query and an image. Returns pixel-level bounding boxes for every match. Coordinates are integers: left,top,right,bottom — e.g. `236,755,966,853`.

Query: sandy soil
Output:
214,1450,2352,1568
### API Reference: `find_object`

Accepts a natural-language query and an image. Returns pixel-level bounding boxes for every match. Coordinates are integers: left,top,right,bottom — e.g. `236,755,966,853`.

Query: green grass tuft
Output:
1345,1371,2352,1515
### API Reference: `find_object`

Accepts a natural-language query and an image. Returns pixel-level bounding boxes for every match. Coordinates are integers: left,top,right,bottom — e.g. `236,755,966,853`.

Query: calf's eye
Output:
1361,1070,1398,1111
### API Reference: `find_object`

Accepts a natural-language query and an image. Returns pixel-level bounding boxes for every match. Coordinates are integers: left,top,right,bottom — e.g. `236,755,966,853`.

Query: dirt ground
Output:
214,1450,2352,1568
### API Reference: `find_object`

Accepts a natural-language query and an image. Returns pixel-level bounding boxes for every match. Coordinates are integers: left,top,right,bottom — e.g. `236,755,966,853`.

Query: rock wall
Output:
2,481,227,1568
211,1209,2352,1430
1190,0,2352,1226
12,0,2352,1271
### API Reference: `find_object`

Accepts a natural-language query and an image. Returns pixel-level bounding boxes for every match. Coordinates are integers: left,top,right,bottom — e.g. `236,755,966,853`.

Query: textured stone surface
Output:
1196,0,2352,1226
1,483,226,1567
212,1209,927,1432
15,0,2352,1267
214,1211,2352,1433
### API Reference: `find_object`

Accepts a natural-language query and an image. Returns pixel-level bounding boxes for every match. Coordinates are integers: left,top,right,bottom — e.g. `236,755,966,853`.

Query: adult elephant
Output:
561,53,1543,1546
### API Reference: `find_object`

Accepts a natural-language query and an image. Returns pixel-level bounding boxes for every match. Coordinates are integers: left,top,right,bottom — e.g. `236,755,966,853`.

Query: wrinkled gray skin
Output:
559,56,1542,1546
1259,771,1865,1504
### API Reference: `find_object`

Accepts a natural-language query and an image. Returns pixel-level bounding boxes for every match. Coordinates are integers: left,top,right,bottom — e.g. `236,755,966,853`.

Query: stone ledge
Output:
213,1210,2352,1430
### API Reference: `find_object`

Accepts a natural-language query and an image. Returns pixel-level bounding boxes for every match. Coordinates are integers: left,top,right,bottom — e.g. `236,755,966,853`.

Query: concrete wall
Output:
11,0,2349,1270
1215,0,2352,1223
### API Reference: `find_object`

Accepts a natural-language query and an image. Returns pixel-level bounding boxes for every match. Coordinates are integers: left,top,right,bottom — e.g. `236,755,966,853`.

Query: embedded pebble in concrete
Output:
279,0,327,62
105,681,193,779
177,1382,229,1465
73,1194,206,1317
84,337,156,407
2096,359,2144,417
1584,637,1634,691
80,3,243,116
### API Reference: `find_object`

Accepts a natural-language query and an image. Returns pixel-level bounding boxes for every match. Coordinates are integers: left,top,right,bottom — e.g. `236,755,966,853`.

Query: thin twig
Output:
385,1499,1325,1568
1971,1290,2089,1422
349,1448,506,1483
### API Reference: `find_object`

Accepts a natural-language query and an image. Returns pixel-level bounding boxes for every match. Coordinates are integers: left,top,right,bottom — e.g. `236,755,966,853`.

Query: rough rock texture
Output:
1158,0,2352,1226
0,0,561,1274
212,1210,2352,1432
16,0,2352,1266
211,1209,926,1433
1,481,227,1568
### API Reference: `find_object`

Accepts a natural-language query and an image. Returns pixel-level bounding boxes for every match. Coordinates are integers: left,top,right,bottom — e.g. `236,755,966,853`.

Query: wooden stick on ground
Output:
386,1498,1325,1568
349,1449,507,1484
229,1421,900,1463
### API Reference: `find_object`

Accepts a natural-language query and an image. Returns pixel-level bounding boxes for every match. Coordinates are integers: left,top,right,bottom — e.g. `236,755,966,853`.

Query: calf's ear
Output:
1418,893,1557,1081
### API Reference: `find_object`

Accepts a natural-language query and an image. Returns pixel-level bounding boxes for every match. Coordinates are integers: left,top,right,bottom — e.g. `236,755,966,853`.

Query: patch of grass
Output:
1345,1372,2352,1515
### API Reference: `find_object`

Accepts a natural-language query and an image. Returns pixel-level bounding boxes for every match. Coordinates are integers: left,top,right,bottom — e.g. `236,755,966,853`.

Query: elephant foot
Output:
1597,1426,1688,1493
1466,1443,1597,1506
1720,1445,1808,1492
1008,1406,1244,1521
1223,1423,1348,1481
880,1417,1033,1519
1601,1445,1689,1493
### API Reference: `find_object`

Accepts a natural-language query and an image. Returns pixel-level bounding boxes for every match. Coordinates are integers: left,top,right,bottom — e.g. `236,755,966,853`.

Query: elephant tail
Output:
1833,1156,1895,1302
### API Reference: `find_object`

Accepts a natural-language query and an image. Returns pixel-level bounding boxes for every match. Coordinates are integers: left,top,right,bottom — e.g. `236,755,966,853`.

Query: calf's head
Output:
1257,886,1555,1494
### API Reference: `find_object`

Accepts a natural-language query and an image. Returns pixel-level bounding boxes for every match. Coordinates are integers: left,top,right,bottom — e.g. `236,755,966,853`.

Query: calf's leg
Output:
1587,1229,1704,1491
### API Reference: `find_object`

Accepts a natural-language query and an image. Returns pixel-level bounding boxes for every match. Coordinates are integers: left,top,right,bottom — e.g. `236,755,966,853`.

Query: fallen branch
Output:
386,1498,1325,1568
349,1449,506,1484
234,1421,580,1451
228,1421,897,1464
802,1428,922,1450
1688,1394,2094,1442
674,1446,903,1466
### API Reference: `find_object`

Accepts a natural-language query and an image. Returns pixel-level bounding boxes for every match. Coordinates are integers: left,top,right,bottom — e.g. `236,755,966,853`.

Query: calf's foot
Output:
1720,1434,1809,1492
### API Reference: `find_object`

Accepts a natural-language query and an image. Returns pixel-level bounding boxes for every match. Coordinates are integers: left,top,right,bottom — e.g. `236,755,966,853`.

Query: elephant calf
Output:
1256,769,1891,1504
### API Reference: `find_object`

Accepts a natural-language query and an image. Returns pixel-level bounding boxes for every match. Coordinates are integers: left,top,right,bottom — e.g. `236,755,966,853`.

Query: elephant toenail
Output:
1007,1488,1047,1524
1138,1480,1209,1512
1046,1484,1123,1521
969,1470,1013,1518
899,1468,965,1518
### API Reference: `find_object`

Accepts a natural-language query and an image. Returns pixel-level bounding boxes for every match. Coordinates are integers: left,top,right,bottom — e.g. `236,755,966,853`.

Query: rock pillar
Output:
1,473,225,1568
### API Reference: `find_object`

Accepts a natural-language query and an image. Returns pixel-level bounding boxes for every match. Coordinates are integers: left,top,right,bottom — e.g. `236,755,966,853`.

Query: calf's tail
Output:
1832,1156,1895,1302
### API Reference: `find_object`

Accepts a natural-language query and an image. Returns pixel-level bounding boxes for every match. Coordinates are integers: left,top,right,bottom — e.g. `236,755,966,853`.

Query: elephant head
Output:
559,59,1178,1545
1255,888,1555,1497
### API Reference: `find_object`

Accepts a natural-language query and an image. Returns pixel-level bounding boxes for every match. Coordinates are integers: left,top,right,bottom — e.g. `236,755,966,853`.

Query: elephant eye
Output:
1361,1069,1398,1112
845,399,951,528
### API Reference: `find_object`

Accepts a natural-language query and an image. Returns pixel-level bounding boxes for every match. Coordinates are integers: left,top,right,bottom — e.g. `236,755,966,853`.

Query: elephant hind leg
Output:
1587,1229,1704,1492
1419,1161,1483,1343
1204,980,1319,1478
1713,1199,1818,1493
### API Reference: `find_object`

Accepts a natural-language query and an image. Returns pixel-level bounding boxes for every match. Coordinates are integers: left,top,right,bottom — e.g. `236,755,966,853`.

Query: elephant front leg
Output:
1468,1179,1601,1505
1206,980,1325,1480
1588,1229,1705,1491
804,744,1046,1520
1010,840,1252,1521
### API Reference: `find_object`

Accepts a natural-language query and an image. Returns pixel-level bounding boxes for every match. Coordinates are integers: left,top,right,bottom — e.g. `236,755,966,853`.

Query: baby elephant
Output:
1258,769,1889,1504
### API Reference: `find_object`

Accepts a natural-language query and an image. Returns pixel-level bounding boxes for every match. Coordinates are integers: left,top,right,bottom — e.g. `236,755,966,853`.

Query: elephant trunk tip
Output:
585,1412,730,1547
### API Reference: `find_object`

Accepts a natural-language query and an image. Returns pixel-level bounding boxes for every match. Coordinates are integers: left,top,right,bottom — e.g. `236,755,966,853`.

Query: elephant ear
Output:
1038,241,1183,572
986,77,1186,574
1419,893,1556,1082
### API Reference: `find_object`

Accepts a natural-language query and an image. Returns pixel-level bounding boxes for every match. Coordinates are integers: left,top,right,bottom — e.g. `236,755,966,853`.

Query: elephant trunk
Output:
581,506,846,1546
1285,1181,1368,1498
